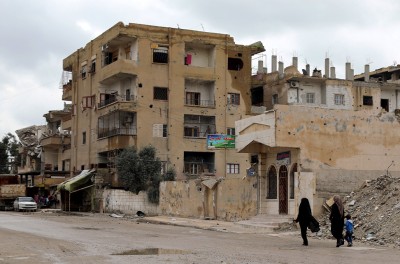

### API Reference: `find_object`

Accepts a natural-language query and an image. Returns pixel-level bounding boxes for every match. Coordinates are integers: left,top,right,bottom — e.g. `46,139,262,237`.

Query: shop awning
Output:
57,169,95,192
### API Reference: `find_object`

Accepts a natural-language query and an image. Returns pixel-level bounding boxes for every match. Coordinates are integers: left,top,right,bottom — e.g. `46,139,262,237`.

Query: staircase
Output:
235,214,295,233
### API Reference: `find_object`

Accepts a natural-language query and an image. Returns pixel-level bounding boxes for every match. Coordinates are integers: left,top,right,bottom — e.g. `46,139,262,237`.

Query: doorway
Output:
279,165,288,214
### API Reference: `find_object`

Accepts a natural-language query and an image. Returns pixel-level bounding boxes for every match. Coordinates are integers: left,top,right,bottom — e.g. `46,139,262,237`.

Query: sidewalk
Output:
138,215,297,235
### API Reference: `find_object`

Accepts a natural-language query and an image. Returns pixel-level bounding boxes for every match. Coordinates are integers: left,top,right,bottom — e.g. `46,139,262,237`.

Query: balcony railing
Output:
98,95,135,108
98,127,137,139
185,98,215,107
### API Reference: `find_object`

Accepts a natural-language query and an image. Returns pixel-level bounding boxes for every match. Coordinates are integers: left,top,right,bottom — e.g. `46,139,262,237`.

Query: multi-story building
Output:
237,57,400,216
16,105,71,199
61,22,264,191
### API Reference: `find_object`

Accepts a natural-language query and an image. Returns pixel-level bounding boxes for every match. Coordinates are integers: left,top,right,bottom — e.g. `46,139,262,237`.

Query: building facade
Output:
237,59,400,216
61,22,264,191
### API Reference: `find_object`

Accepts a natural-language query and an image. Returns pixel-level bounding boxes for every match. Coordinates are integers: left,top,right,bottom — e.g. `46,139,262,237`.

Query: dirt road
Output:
0,211,399,264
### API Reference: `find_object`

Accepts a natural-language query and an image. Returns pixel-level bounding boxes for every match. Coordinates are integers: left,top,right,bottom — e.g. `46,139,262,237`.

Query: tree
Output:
0,133,19,174
116,145,176,204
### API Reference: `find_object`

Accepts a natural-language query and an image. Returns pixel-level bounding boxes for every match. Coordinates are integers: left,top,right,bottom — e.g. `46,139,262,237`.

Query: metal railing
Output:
185,98,215,107
98,127,137,139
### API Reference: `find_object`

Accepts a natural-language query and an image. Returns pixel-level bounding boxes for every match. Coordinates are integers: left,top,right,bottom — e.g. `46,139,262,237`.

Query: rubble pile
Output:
319,174,400,248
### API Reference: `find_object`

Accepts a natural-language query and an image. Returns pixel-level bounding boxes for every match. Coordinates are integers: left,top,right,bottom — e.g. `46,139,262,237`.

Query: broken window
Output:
251,86,264,106
381,99,389,112
227,93,240,105
272,94,279,105
228,58,243,71
153,87,168,100
90,59,96,74
306,93,315,104
363,96,373,106
226,163,239,174
183,114,216,138
81,65,87,79
82,131,86,145
226,127,235,135
334,94,345,105
153,47,168,63
267,166,277,199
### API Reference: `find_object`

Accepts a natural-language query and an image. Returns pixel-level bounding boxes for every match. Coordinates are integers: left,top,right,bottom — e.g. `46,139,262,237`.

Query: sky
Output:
1,0,400,138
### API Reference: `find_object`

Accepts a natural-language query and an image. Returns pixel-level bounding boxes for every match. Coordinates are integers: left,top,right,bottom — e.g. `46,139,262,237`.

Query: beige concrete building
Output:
236,59,400,216
16,106,71,198
61,22,264,195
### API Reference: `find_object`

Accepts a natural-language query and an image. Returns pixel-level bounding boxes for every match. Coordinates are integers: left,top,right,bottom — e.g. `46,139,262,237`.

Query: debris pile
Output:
319,174,400,248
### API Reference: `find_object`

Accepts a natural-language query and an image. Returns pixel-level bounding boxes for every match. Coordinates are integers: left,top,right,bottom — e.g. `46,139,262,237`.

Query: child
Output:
344,214,354,247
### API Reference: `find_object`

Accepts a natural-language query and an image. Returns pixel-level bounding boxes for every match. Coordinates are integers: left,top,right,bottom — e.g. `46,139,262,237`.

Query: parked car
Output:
13,197,37,212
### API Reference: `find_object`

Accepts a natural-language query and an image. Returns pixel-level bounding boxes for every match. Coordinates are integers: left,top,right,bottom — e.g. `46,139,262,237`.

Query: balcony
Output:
62,80,72,101
40,135,71,149
98,127,137,139
185,98,215,108
184,151,215,178
100,59,138,84
184,162,215,178
61,116,72,131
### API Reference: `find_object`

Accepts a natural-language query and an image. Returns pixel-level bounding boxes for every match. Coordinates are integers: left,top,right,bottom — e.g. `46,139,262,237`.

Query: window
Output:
90,59,96,74
226,163,240,174
81,65,87,79
154,87,168,100
228,58,243,71
184,115,216,138
290,163,297,199
153,47,168,63
82,95,95,109
184,127,199,137
82,131,86,144
381,99,389,112
186,92,201,105
267,166,277,199
227,93,240,105
272,94,278,105
153,124,167,138
227,127,235,135
306,93,315,104
363,96,373,106
334,94,345,105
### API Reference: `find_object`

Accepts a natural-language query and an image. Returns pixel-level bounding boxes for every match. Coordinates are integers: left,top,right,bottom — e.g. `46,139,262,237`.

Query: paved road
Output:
0,211,399,264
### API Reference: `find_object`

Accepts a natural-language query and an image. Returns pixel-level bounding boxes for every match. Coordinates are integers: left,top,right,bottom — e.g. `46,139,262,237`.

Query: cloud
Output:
0,0,400,137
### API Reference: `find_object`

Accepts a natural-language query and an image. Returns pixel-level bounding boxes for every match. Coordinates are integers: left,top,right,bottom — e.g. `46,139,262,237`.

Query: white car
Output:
13,197,37,212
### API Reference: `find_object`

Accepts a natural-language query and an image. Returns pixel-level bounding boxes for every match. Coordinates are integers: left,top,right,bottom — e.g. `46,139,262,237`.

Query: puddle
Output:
113,248,189,255
74,227,100,230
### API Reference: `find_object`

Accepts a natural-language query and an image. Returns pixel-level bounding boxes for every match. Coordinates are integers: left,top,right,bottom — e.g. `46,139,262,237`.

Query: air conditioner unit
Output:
290,81,299,88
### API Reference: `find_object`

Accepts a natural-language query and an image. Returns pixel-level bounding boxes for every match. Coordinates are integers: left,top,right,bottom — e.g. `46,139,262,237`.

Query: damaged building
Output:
16,105,72,202
236,56,400,217
59,21,264,214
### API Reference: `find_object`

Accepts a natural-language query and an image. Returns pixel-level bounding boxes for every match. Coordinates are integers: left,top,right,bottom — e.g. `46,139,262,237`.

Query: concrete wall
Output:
159,177,257,221
102,189,159,215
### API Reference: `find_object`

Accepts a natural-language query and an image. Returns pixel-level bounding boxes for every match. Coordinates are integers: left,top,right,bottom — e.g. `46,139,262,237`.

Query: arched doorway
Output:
279,165,288,214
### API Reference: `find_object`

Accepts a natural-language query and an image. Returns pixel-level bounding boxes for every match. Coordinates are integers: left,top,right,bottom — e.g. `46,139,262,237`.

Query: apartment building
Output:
16,106,71,198
236,58,400,216
61,22,264,190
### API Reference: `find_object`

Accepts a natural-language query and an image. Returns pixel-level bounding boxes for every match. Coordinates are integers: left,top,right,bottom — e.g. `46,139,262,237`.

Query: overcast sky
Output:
1,0,400,138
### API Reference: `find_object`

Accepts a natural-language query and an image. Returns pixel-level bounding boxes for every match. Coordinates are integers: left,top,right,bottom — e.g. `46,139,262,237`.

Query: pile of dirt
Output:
318,174,400,248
